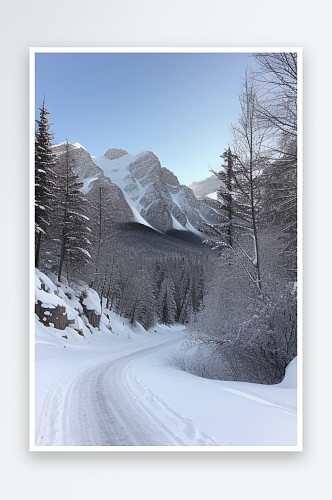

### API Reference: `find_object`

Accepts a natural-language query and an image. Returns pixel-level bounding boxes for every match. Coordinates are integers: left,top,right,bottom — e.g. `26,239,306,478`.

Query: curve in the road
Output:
35,337,214,447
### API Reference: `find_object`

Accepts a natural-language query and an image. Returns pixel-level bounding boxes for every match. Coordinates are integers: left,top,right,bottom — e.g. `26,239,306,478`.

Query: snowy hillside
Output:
34,269,298,450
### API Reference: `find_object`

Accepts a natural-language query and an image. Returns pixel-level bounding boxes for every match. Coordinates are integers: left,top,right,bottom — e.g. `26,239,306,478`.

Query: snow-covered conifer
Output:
56,141,91,282
34,98,57,268
158,276,177,325
217,147,237,246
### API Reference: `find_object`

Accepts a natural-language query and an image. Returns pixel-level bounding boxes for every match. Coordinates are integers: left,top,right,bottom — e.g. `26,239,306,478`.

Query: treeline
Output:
34,106,208,329
178,53,298,384
96,247,205,329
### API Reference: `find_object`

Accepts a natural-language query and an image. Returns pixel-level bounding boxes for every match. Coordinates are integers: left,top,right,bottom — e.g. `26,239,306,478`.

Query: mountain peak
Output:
104,148,129,160
92,149,222,234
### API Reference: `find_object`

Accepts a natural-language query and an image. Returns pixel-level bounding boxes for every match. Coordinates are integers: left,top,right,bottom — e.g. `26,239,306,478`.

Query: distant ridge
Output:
188,174,222,198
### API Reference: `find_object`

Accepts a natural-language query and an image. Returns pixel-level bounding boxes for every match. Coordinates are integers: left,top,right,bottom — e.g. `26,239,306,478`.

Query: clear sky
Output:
34,50,253,186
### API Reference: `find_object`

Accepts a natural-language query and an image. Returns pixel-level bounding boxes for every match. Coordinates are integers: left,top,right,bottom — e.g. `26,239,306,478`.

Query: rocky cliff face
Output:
92,148,222,234
52,143,223,236
52,142,135,227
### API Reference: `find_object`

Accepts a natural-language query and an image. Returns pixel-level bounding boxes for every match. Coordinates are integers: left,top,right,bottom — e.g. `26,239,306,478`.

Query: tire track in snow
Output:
35,337,216,447
35,338,170,446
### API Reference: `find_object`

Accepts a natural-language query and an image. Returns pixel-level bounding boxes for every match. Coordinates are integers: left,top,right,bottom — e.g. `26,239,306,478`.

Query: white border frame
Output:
29,47,303,452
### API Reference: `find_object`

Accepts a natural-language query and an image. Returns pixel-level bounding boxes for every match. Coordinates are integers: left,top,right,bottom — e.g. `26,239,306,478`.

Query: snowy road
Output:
35,336,216,447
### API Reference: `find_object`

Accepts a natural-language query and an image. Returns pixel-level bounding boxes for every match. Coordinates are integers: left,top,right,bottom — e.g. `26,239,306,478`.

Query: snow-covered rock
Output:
80,288,101,328
35,270,68,330
52,142,136,227
35,269,103,339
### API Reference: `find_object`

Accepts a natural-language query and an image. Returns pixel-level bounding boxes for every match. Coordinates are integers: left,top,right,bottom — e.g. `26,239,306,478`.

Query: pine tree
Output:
173,258,192,323
210,147,237,247
34,98,56,268
56,141,91,282
158,276,177,325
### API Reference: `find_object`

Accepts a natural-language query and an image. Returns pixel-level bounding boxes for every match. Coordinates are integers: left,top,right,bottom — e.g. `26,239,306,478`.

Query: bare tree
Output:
254,52,298,278
206,71,267,297
254,52,297,140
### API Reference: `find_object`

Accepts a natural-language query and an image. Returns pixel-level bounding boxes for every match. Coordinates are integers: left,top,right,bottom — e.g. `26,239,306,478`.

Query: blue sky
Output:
35,51,253,186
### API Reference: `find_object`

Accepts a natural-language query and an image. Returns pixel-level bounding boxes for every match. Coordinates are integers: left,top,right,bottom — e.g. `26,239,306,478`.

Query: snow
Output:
33,320,298,448
171,213,186,230
72,142,86,151
185,218,204,236
169,189,180,206
92,152,159,230
81,176,98,194
82,288,101,315
93,151,148,194
207,191,218,200
35,269,65,308
92,151,209,236
33,271,298,450
164,188,205,234
131,205,158,229
188,174,222,197
128,340,297,448
51,141,86,151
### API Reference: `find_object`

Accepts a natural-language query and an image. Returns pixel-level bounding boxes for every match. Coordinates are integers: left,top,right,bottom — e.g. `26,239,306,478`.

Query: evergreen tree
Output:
173,258,192,323
210,147,237,247
34,98,56,268
158,276,177,325
56,141,91,282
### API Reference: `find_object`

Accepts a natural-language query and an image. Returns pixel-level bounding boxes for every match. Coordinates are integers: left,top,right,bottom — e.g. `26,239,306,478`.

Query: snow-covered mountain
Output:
52,142,136,226
188,174,222,199
92,148,222,233
53,143,222,235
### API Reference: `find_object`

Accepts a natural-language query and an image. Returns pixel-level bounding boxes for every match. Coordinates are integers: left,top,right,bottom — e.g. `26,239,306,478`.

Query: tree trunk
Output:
35,231,42,268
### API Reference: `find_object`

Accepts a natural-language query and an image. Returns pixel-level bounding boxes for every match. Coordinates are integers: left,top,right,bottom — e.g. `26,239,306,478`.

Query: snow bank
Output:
129,348,298,447
279,357,297,389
